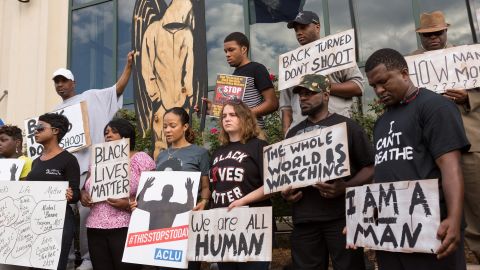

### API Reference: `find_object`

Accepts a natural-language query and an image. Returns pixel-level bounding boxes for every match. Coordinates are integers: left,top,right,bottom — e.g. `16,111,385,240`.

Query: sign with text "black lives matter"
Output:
188,206,272,262
346,179,441,253
263,122,350,194
405,44,480,93
90,138,130,203
278,29,356,90
24,102,91,159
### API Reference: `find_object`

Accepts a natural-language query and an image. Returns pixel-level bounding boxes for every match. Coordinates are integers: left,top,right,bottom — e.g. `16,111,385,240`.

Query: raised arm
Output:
116,51,134,96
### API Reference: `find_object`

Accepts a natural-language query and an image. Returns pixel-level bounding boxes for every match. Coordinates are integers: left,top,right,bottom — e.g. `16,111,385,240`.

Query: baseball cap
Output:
293,74,331,94
287,11,320,29
52,68,75,81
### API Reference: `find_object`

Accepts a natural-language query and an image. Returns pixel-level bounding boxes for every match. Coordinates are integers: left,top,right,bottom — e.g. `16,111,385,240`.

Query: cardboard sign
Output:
0,181,68,269
346,179,441,253
89,139,130,203
278,29,356,90
188,207,272,262
123,171,200,268
263,122,350,194
24,102,91,159
0,159,25,181
211,74,247,118
405,44,480,93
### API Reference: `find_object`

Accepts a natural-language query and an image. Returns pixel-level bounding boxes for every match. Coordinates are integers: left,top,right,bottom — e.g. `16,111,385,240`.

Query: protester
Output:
52,51,133,270
0,125,32,179
79,118,154,270
280,74,374,270
364,48,470,270
26,113,80,270
411,11,480,261
280,11,364,135
209,100,271,270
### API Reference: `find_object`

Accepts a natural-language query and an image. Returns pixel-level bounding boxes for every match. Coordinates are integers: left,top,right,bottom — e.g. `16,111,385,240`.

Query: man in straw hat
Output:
412,11,480,261
282,74,374,270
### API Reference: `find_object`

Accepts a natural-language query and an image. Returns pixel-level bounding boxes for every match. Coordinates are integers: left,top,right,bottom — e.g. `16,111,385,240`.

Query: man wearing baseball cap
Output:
411,11,480,262
279,11,365,135
282,74,374,270
51,51,133,270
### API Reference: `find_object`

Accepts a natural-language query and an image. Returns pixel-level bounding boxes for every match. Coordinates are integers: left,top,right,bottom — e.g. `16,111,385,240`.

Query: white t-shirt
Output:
54,85,123,173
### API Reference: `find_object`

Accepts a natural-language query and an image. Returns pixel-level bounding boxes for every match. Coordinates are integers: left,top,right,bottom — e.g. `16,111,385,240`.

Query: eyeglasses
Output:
34,124,56,133
421,30,445,38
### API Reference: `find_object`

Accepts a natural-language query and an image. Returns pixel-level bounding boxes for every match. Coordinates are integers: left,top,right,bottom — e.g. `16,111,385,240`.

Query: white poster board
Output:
123,171,200,268
90,138,130,203
0,159,25,181
405,44,480,93
0,181,68,269
263,122,350,194
278,29,356,90
24,101,91,159
346,179,441,253
187,207,272,262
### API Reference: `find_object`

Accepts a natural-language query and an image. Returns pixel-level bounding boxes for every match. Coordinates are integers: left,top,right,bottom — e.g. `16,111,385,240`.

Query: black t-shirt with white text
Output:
373,88,470,219
210,137,271,208
27,150,81,204
286,113,375,223
233,62,273,127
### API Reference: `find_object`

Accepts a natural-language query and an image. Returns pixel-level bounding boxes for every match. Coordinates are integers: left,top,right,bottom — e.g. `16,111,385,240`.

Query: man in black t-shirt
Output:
365,48,470,270
282,74,374,270
223,32,278,126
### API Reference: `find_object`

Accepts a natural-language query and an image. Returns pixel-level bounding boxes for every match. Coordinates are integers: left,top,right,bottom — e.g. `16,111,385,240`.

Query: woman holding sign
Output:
0,125,32,179
26,113,80,270
210,100,271,270
80,118,155,270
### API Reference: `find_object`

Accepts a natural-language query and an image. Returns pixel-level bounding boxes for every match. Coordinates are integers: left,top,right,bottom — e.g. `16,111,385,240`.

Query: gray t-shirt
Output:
156,144,209,176
279,66,365,131
53,85,123,173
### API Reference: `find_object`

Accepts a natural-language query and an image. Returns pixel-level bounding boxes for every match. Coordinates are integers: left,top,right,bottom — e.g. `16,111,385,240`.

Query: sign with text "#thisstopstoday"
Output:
188,207,272,262
346,179,441,253
90,138,130,203
0,181,68,269
278,29,356,90
263,122,350,194
405,44,480,93
24,102,91,160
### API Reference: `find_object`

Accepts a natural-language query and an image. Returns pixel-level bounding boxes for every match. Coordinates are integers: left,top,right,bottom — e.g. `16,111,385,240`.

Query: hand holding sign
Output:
443,89,468,104
66,187,73,201
281,186,303,202
80,189,93,207
107,197,130,211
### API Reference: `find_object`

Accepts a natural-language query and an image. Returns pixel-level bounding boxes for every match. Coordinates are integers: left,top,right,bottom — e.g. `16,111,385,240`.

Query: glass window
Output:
418,0,474,46
302,0,325,37
328,0,352,34
72,0,103,8
205,0,244,85
70,1,115,93
117,0,135,104
354,0,417,61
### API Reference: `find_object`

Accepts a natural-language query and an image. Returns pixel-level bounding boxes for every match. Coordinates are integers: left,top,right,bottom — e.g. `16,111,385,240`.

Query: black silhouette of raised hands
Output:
10,164,18,181
185,178,194,192
145,177,155,189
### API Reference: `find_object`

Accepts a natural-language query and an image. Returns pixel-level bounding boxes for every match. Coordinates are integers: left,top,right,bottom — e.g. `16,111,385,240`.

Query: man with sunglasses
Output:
411,11,480,261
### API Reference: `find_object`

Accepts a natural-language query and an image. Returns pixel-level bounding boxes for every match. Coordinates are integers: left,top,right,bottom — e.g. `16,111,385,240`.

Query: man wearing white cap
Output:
52,51,133,270
411,11,480,261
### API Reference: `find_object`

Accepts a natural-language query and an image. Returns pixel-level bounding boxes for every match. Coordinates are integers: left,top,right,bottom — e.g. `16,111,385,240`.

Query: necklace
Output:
167,147,180,160
400,88,420,105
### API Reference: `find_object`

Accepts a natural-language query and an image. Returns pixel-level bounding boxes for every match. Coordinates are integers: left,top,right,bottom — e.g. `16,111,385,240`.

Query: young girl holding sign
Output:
0,125,32,179
210,101,271,270
26,113,80,270
80,118,155,270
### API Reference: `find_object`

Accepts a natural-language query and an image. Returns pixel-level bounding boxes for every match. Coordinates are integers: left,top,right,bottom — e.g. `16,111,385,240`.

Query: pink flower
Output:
269,74,276,81
210,127,219,134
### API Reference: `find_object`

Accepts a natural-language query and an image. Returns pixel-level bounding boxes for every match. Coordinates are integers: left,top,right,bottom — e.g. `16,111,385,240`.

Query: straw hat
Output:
416,11,450,33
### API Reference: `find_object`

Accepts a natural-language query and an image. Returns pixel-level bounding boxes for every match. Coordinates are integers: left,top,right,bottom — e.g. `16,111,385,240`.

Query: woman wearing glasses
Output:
26,113,80,270
209,100,271,270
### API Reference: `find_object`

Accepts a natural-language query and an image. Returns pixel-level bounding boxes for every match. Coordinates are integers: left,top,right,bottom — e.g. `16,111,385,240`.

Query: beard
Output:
301,102,325,116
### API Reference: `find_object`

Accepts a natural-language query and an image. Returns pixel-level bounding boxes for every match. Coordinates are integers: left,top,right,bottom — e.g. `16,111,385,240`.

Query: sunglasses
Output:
34,124,56,133
421,30,445,38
